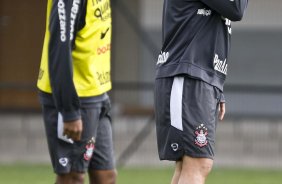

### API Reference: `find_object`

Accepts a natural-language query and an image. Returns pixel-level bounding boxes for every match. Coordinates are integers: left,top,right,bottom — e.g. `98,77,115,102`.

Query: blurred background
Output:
0,0,282,183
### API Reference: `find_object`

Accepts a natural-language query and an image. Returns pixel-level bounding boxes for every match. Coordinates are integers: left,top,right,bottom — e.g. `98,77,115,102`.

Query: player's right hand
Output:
218,102,226,121
63,119,83,141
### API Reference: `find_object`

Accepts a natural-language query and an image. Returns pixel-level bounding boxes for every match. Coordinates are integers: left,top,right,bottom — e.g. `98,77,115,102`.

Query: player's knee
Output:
71,172,85,184
89,169,117,184
57,173,84,184
107,169,118,184
198,160,213,177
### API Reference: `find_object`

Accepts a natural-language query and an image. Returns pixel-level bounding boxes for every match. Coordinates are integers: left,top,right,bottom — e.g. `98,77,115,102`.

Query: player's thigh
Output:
154,76,174,127
155,77,185,160
88,113,116,183
181,77,220,159
41,105,60,170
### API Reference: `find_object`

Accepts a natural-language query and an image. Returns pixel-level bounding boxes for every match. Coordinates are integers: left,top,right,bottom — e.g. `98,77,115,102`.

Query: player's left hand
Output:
218,102,225,121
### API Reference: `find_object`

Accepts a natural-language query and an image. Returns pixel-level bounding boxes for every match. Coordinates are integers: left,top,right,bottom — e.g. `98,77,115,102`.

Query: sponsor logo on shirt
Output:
97,71,111,85
58,0,67,42
225,18,232,34
101,27,110,39
157,51,169,65
38,68,44,80
213,54,228,75
57,0,80,42
92,0,111,21
197,9,212,16
223,17,232,34
70,0,81,41
97,43,111,55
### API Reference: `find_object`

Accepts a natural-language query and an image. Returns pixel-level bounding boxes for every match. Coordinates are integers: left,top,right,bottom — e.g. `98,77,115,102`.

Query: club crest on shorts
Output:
84,137,95,161
194,124,208,147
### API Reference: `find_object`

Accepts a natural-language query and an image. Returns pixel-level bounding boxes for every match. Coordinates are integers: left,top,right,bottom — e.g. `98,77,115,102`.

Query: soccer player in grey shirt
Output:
155,0,248,183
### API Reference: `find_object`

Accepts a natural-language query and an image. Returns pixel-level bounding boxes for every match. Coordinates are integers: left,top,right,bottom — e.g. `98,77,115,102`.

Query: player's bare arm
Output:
63,119,83,141
219,102,225,121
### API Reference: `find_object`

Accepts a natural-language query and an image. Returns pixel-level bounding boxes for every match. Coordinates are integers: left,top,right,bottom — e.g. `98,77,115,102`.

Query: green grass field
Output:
0,164,282,184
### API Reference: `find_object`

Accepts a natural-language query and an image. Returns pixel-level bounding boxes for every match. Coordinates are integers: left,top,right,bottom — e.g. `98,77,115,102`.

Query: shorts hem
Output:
184,152,214,160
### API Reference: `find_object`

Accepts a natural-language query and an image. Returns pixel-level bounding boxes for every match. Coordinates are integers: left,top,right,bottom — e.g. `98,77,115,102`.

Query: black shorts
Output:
155,76,221,160
42,99,115,174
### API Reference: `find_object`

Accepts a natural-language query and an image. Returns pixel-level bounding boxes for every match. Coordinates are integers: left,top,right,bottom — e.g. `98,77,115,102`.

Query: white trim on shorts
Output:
170,77,184,131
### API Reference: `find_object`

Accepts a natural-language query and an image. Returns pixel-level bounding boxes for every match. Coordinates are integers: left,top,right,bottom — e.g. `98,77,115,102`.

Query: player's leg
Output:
175,77,219,184
171,161,183,184
88,102,117,184
171,157,212,184
88,170,117,184
178,156,213,184
56,172,85,184
88,119,117,184
155,76,219,184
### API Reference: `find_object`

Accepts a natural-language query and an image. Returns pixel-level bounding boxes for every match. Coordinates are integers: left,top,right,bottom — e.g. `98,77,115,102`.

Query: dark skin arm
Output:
63,119,83,141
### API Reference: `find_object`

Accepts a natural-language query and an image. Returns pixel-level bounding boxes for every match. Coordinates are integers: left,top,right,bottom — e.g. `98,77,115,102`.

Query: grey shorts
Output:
42,100,115,174
155,76,221,161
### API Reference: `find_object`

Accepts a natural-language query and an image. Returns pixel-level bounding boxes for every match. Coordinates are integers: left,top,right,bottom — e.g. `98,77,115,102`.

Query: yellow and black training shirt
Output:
37,0,112,121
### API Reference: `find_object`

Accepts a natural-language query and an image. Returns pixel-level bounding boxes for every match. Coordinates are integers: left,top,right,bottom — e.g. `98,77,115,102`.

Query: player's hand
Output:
218,102,225,121
63,119,83,141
